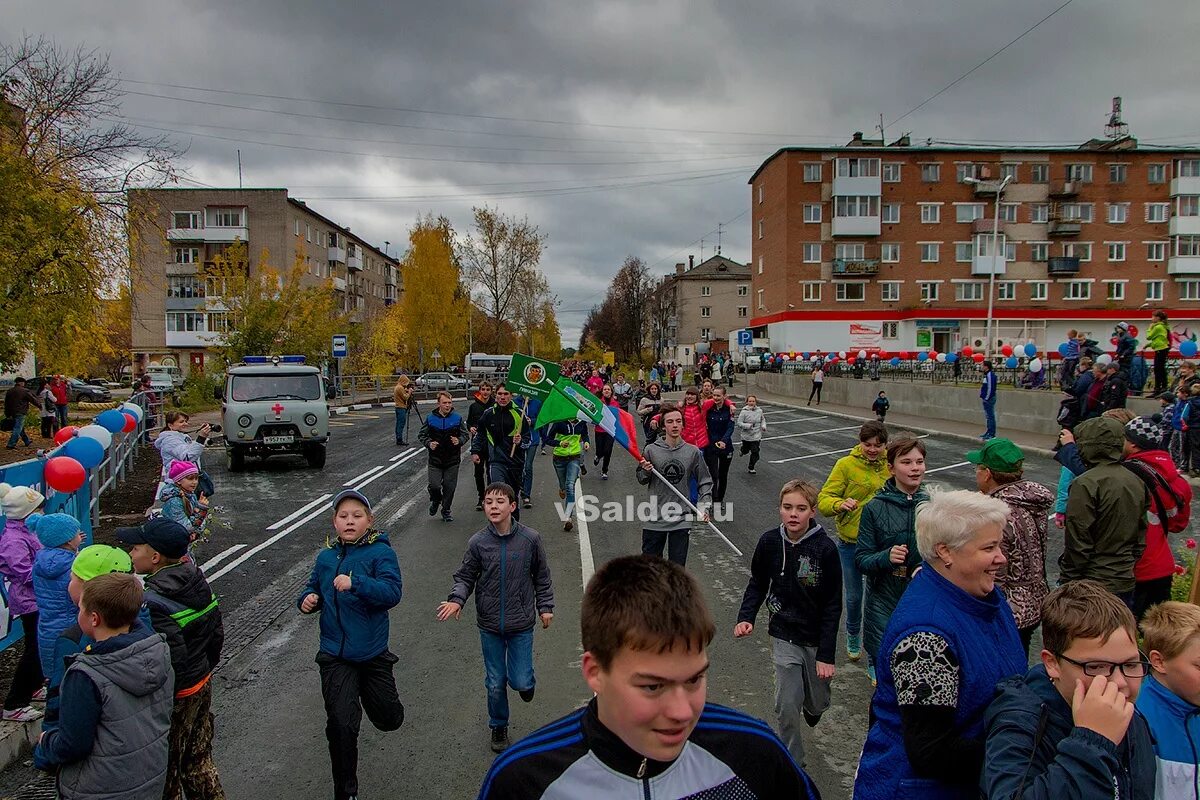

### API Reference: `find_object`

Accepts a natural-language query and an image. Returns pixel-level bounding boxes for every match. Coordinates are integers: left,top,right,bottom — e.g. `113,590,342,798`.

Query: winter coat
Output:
0,518,42,615
680,402,710,449
1069,369,1094,402
988,480,1054,630
704,399,735,452
584,375,604,396
153,429,205,481
1116,330,1138,363
1099,373,1129,411
33,547,77,679
1136,674,1200,800
1124,448,1192,582
817,445,891,545
854,479,929,664
3,386,39,419
38,628,173,800
419,408,468,469
392,380,414,408
50,381,68,406
299,530,402,663
982,665,1155,800
872,397,890,416
470,402,529,469
1061,417,1148,594
635,437,713,531
1147,320,1170,351
447,521,553,635
736,406,766,442
158,483,208,538
38,388,55,418
144,559,223,694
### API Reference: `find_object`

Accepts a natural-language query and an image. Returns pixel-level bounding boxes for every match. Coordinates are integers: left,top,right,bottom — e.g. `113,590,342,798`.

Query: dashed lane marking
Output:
759,424,862,442
768,435,929,464
925,460,970,475
356,448,423,490
344,464,387,486
267,494,333,531
329,421,356,427
198,544,247,574
574,476,595,585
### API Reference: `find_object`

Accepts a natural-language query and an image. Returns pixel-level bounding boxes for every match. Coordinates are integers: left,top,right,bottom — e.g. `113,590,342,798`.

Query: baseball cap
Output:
114,517,190,559
965,438,1025,473
71,544,134,581
332,489,371,512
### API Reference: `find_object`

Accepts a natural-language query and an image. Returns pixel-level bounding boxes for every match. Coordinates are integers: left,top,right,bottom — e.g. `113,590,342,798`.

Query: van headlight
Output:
304,413,318,426
237,414,252,429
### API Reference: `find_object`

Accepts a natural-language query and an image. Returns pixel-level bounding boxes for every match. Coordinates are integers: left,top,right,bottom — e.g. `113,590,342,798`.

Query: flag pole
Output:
511,399,530,458
645,465,743,557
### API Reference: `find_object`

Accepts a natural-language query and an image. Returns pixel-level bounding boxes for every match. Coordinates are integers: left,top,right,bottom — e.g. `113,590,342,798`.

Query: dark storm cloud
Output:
12,0,1198,343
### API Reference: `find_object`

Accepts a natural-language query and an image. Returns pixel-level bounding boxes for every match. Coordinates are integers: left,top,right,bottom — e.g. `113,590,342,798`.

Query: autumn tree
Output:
349,305,407,375
586,256,655,363
396,214,470,372
528,300,562,359
458,206,550,350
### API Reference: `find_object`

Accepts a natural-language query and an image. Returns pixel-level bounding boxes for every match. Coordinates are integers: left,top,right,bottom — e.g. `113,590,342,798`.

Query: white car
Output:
413,372,471,392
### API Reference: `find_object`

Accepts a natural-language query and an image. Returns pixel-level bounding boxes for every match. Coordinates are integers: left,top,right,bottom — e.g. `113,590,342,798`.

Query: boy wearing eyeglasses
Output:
980,580,1155,799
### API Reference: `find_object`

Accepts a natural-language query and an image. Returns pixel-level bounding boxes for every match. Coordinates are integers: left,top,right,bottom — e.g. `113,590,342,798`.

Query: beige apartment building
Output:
127,188,400,377
659,255,751,364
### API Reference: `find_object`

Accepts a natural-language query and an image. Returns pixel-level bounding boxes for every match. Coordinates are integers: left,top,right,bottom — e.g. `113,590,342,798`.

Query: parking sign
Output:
737,329,753,346
332,334,348,358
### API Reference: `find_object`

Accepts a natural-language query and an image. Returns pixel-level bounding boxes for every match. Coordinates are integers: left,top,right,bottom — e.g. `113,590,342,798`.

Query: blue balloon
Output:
1005,356,1019,369
96,409,126,434
946,353,958,363
63,436,104,470
801,352,810,360
917,351,929,361
1023,343,1037,357
889,357,900,366
1057,342,1071,357
1181,340,1198,358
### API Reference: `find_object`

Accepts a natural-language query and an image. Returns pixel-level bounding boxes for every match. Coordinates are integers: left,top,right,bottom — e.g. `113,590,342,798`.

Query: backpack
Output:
1123,459,1186,533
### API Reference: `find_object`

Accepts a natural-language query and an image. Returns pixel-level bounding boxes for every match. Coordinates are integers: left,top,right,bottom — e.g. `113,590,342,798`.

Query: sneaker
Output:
601,473,608,480
2,707,42,722
490,725,510,753
748,467,756,474
564,520,573,531
518,687,535,703
540,447,547,455
442,513,453,523
523,497,532,509
31,687,46,703
866,664,877,687
593,456,600,466
429,500,440,517
803,709,822,728
559,489,567,500
847,635,862,662
580,465,588,476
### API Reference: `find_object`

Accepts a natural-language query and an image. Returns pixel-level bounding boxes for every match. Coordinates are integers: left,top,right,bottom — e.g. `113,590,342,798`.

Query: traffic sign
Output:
737,329,753,346
332,334,348,358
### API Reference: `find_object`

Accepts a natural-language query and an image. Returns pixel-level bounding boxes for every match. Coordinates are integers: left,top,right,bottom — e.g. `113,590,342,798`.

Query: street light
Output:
962,174,1013,358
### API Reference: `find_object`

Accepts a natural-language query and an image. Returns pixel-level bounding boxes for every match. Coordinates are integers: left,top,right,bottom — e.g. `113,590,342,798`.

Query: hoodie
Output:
1135,674,1200,800
982,664,1155,800
988,480,1055,630
817,445,891,545
635,437,713,531
1062,417,1149,594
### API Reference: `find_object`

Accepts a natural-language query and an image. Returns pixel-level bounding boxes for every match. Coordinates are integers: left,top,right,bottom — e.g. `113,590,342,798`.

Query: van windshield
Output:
230,374,322,402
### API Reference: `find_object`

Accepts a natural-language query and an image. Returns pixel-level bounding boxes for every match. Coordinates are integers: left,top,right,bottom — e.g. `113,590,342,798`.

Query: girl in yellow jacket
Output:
817,420,890,663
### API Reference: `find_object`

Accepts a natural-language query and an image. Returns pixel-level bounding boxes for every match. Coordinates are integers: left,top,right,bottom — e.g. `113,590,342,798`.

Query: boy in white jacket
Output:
737,395,767,474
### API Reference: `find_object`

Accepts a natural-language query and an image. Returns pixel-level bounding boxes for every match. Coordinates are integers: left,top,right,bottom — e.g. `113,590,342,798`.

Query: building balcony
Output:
333,276,347,291
385,269,397,286
971,255,1007,276
1168,256,1200,275
1048,181,1079,198
1170,176,1200,197
167,226,248,243
831,215,881,237
328,246,347,263
1048,219,1082,237
166,227,204,242
832,175,881,197
1169,215,1200,237
165,330,219,348
347,253,363,271
1047,256,1081,275
165,296,207,311
970,218,1007,235
831,258,880,276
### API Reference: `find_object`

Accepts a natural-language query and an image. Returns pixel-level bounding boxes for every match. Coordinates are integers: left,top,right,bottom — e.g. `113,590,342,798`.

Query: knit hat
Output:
167,460,199,482
1116,321,1130,331
71,544,133,581
26,512,82,548
1125,415,1163,451
0,483,46,520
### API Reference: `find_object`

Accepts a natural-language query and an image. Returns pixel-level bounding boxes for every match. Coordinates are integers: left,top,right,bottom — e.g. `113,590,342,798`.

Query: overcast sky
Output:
11,0,1200,346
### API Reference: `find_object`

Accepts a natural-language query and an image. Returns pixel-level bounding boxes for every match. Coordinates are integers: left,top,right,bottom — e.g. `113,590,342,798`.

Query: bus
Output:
464,353,512,377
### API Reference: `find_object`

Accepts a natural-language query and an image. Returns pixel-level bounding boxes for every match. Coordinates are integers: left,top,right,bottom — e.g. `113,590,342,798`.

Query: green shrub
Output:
1171,545,1197,603
177,371,222,415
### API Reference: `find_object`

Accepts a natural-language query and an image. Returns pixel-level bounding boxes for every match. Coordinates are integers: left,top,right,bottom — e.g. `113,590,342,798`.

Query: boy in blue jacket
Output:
1137,601,1200,799
299,489,405,800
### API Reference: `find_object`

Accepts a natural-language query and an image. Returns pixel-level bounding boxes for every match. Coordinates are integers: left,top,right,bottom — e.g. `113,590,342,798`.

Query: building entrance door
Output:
189,352,205,374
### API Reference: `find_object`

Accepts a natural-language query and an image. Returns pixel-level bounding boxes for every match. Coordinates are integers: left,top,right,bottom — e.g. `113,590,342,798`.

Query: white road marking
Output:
762,410,825,419
344,464,387,486
267,494,333,531
386,495,421,526
760,424,862,442
389,448,416,461
329,421,355,427
574,476,595,585
925,460,970,474
768,435,929,464
198,544,246,574
762,417,828,427
355,448,424,490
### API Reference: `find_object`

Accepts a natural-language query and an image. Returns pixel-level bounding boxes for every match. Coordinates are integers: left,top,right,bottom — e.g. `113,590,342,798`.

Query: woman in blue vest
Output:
853,490,1026,800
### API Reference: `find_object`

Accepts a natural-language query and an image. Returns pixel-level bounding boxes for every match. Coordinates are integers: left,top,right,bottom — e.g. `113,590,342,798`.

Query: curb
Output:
0,713,41,773
330,401,396,416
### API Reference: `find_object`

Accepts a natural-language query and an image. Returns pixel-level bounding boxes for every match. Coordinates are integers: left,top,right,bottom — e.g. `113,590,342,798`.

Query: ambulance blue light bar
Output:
242,355,306,365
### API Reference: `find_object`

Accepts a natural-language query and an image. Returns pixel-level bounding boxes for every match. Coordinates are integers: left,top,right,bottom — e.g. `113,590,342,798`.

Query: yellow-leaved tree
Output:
399,215,468,372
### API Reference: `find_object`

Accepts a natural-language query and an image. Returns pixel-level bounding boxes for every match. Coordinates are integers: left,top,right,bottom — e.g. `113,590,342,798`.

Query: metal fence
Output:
332,373,502,405
774,358,1067,392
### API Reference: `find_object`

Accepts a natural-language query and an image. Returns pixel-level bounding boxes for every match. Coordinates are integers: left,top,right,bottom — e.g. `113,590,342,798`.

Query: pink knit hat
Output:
168,460,199,482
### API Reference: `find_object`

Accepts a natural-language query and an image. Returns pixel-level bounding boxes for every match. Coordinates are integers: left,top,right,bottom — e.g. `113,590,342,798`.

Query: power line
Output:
647,208,750,270
886,0,1077,128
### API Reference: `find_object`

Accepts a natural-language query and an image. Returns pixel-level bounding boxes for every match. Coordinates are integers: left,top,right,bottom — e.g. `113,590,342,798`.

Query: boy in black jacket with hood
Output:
735,479,842,769
467,381,495,510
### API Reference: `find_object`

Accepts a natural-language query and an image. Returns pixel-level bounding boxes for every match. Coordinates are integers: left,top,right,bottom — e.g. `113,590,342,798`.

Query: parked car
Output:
413,372,471,392
37,377,112,403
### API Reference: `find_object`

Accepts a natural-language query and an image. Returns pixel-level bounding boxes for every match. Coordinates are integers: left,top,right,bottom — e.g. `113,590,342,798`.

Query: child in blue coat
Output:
1137,601,1200,798
298,489,404,800
29,513,84,681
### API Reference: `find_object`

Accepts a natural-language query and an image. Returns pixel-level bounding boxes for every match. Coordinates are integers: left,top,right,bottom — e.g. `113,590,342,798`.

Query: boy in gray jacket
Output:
737,394,767,474
636,404,713,566
436,482,554,754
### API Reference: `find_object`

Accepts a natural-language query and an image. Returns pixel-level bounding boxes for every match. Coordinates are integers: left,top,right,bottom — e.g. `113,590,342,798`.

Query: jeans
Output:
479,629,534,728
982,397,997,438
55,404,68,428
837,541,864,639
4,612,42,709
317,651,404,800
522,442,536,499
6,415,31,448
474,453,489,503
642,528,690,566
394,408,409,443
552,458,581,512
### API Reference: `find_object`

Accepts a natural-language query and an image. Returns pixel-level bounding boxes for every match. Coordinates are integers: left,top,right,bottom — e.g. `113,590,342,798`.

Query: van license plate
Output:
263,435,294,445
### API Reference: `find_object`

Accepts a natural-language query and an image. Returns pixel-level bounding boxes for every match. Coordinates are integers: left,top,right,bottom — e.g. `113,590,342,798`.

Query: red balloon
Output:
121,413,137,433
1128,325,1139,337
928,351,938,360
53,426,78,446
973,353,986,363
962,345,974,357
899,351,910,360
847,356,857,365
1000,344,1013,357
1111,337,1119,346
44,457,86,494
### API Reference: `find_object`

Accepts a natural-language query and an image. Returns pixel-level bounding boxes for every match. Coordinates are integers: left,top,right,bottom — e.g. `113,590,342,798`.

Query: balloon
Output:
946,353,958,363
847,357,857,365
1128,325,1139,338
973,353,986,363
1029,358,1044,373
53,426,78,446
789,352,796,359
44,457,86,494
1000,344,1013,357
838,351,847,360
936,353,947,363
1181,340,1199,358
96,409,126,434
801,352,810,360
77,424,112,451
1023,343,1037,357
810,355,819,362
898,351,909,360
1057,342,1070,357
120,402,144,421
1005,356,1018,368
962,346,974,357
121,413,137,433
917,351,929,362
780,354,790,361
1096,354,1113,368
858,350,867,360
890,357,900,366
63,436,104,470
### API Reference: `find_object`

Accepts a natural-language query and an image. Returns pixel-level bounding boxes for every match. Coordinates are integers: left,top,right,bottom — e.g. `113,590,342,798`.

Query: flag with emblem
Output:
534,378,641,461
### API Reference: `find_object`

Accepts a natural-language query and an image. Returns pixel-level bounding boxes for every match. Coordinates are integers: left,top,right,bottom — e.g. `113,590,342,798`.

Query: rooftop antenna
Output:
877,113,885,144
1105,96,1129,139
237,149,243,188
717,223,723,255
700,238,705,262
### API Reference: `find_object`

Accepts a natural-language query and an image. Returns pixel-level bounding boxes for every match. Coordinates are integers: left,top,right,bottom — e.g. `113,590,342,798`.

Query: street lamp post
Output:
964,175,1012,359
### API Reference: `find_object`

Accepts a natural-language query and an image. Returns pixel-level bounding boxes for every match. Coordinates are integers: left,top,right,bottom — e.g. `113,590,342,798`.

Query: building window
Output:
955,242,974,262
1063,281,1091,301
1106,282,1126,301
173,247,199,264
1148,163,1167,184
1031,242,1049,262
880,283,900,302
1181,281,1200,302
757,288,764,309
208,208,243,227
881,243,900,263
1030,163,1050,183
1109,164,1127,184
757,255,764,274
1066,164,1094,183
955,282,984,301
306,223,312,242
165,312,206,332
919,204,940,224
1146,203,1170,223
882,203,900,224
919,282,939,302
757,184,763,204
1147,242,1167,261
737,307,748,318
834,196,880,217
920,243,940,262
956,163,979,183
1178,159,1200,177
167,276,205,298
921,163,940,182
1060,203,1094,223
1000,163,1019,182
172,212,200,230
207,313,229,334
956,204,985,223
1063,242,1092,261
1146,281,1164,301
802,282,822,302
882,163,902,182
701,328,712,340
836,158,880,177
1177,236,1200,257
803,163,822,182
697,306,708,319
757,219,763,239
997,282,1017,301
882,321,898,339
1005,242,1017,262
1031,204,1049,224
737,285,748,296
1107,242,1126,262
803,204,822,223
1107,203,1129,224
835,282,866,302
1180,196,1200,217
802,243,822,263
1029,281,1049,301
1000,203,1018,223
835,243,866,260
701,285,711,297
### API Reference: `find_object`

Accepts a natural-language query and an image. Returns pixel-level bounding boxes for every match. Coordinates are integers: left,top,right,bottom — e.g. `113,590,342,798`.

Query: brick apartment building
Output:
748,133,1200,354
127,188,400,377
657,255,751,364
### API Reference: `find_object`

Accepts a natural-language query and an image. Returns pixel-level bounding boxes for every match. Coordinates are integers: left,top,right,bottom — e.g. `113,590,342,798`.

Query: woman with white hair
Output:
853,490,1027,800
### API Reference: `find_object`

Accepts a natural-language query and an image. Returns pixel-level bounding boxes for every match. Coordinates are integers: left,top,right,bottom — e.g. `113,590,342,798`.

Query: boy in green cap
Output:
35,545,139,766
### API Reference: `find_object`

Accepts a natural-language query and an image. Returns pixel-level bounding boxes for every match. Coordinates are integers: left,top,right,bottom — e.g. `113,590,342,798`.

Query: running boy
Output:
1137,601,1200,797
637,403,713,567
735,479,842,768
872,391,889,422
298,489,405,800
478,554,820,799
419,391,468,522
471,385,530,520
437,482,553,754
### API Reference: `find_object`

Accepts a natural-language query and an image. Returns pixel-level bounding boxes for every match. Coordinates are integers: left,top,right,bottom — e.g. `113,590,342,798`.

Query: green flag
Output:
534,377,599,429
506,354,561,399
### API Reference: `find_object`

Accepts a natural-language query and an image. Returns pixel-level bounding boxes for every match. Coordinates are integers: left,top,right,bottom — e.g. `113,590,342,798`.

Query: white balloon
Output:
1096,354,1113,368
1028,358,1044,373
936,353,947,363
838,351,847,359
780,354,790,361
77,424,113,451
120,402,144,421
810,355,819,362
857,350,867,360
